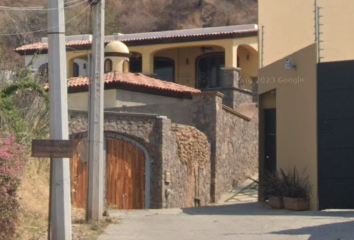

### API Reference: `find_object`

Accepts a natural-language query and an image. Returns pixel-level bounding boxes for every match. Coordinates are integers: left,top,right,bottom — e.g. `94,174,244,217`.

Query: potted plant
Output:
280,168,311,211
261,172,285,209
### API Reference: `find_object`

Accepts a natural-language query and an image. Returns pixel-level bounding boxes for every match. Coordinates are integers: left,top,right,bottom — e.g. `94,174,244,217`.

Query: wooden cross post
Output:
32,139,75,240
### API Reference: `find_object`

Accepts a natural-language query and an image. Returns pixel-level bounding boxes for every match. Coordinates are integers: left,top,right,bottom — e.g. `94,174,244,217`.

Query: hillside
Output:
0,0,257,69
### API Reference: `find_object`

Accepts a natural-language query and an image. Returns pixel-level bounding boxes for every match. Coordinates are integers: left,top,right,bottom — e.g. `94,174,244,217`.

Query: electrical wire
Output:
0,3,92,36
0,0,88,11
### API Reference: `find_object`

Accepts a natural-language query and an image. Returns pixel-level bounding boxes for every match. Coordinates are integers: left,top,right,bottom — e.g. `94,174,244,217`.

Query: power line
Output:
0,4,92,36
0,0,88,11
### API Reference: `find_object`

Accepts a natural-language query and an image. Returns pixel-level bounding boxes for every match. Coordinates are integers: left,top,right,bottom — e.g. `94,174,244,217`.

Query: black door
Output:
264,109,276,174
318,60,354,209
196,53,225,89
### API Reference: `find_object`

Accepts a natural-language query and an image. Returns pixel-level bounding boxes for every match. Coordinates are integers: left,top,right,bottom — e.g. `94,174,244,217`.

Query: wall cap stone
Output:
200,91,225,98
69,110,160,119
221,67,241,72
215,87,253,95
222,105,251,121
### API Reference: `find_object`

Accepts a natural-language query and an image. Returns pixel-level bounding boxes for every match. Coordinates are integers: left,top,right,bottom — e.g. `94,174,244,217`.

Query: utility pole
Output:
47,0,72,238
87,0,105,221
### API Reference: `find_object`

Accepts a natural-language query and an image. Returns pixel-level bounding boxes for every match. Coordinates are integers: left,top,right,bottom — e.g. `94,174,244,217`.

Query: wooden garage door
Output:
70,138,145,209
70,139,88,208
106,138,145,209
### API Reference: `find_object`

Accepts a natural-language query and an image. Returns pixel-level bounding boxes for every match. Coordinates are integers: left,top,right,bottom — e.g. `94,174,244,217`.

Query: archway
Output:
237,45,259,90
70,133,151,209
196,52,225,89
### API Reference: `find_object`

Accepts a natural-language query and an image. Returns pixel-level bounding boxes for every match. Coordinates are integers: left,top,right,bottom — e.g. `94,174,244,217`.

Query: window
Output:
154,57,175,82
196,53,225,89
105,59,113,73
129,58,142,73
128,56,175,82
73,62,80,77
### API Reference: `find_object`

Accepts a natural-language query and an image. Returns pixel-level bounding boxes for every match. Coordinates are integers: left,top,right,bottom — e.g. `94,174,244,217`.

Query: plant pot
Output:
268,196,284,209
283,197,310,211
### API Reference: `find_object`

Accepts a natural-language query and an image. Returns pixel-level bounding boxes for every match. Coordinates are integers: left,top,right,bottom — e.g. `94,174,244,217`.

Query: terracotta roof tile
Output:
45,71,201,96
15,40,92,52
15,25,258,53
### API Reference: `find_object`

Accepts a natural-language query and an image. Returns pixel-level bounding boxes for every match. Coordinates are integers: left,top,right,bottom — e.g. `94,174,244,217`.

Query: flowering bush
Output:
0,135,25,240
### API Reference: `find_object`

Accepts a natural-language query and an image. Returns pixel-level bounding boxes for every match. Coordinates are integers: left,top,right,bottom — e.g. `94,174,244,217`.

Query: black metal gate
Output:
318,60,354,209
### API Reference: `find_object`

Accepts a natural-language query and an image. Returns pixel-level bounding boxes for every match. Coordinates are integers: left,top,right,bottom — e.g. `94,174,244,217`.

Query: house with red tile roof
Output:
15,26,259,210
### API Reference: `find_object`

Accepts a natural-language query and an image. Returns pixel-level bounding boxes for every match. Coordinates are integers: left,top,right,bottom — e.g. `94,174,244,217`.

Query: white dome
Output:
104,41,129,54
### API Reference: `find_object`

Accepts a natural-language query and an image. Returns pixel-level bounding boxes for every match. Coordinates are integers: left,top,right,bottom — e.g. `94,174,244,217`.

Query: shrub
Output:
261,168,311,200
261,171,284,199
0,135,25,240
280,168,311,199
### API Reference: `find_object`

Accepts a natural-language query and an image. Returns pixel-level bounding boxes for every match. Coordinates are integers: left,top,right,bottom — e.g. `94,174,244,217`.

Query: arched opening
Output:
154,57,175,82
196,52,225,89
73,62,80,77
105,59,113,73
129,52,142,73
237,45,259,90
70,133,151,209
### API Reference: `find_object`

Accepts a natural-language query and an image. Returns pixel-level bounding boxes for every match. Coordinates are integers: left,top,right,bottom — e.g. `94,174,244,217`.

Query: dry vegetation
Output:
0,0,257,68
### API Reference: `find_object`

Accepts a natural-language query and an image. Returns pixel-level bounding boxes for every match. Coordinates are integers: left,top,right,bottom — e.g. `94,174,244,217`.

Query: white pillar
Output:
47,0,72,239
87,0,105,221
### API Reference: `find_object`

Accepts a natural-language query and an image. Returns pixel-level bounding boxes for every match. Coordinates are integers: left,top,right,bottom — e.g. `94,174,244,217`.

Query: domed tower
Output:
104,41,130,73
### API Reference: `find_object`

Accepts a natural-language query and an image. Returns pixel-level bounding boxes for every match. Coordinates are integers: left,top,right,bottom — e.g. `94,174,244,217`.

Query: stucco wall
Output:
68,89,192,111
68,89,117,111
259,0,354,66
154,46,224,87
109,101,196,126
258,44,318,210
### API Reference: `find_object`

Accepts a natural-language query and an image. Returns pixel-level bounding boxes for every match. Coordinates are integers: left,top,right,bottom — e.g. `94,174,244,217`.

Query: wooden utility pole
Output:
87,0,105,221
47,0,72,238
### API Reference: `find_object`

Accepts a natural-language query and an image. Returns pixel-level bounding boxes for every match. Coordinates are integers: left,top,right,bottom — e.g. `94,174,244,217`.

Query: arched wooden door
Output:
70,138,145,209
106,138,145,209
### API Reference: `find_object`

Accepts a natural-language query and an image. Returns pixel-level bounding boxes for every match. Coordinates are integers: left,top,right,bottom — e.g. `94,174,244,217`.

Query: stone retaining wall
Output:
69,111,212,209
167,124,211,208
193,92,258,202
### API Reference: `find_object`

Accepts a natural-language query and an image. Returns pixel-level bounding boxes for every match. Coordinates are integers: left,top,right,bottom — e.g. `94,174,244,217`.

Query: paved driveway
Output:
98,203,354,240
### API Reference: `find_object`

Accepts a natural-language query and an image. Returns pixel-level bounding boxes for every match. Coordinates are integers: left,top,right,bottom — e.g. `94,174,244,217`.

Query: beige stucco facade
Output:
258,0,354,210
45,36,258,90
259,44,318,210
259,0,354,67
68,89,192,111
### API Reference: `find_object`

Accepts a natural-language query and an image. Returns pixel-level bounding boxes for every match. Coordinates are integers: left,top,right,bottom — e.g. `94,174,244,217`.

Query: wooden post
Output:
87,0,105,221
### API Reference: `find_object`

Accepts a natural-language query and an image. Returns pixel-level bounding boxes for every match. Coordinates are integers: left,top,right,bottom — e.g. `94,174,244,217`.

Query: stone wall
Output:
69,111,169,208
219,67,254,108
193,92,259,203
69,111,212,209
215,105,258,201
167,124,211,208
